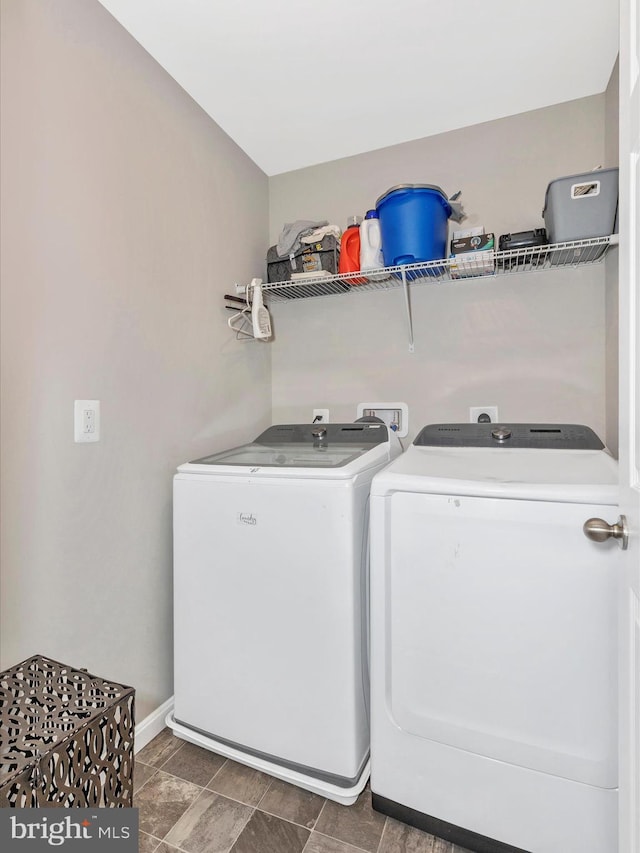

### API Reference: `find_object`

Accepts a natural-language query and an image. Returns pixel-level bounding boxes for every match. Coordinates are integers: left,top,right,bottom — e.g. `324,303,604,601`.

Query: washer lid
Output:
371,444,619,505
179,422,393,475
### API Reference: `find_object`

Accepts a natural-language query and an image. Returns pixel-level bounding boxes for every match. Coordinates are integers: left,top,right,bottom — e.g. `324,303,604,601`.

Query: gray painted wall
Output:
0,0,270,719
268,97,612,444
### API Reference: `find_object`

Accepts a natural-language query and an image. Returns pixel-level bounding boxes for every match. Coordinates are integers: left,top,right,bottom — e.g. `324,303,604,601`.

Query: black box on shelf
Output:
498,228,548,253
498,228,549,269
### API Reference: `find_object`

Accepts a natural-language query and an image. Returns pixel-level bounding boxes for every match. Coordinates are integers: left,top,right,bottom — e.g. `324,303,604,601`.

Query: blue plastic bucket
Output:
376,184,452,266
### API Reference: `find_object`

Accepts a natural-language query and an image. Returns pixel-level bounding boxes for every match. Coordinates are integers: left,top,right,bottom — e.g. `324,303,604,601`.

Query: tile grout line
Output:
159,784,212,845
135,766,203,800
152,836,190,853
208,788,273,811
154,774,260,853
374,816,390,853
221,796,258,853
144,735,184,770
308,826,381,853
134,750,177,787
139,757,230,797
314,797,327,829
252,778,327,833
253,775,274,811
134,762,159,796
141,758,283,814
253,802,323,834
150,835,189,853
156,740,198,774
160,784,232,851
139,830,164,852
204,756,229,788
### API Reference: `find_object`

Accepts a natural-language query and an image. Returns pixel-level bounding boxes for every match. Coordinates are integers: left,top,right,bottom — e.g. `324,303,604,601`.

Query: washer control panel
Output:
258,423,388,446
414,423,604,450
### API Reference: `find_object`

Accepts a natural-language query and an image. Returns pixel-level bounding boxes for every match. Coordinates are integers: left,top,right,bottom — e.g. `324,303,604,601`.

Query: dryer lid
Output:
371,423,618,504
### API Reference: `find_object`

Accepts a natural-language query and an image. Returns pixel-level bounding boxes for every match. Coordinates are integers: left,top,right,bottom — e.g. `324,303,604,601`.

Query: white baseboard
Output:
135,696,174,753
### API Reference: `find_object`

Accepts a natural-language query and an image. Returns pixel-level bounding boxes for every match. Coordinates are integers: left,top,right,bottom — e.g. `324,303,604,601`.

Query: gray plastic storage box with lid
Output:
543,167,618,264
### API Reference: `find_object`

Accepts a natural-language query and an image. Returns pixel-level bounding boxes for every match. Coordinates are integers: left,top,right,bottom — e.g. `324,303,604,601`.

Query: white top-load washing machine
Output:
167,421,400,805
369,423,621,853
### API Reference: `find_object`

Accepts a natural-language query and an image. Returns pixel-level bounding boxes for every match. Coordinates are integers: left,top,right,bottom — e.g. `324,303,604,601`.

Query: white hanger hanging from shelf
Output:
227,278,273,342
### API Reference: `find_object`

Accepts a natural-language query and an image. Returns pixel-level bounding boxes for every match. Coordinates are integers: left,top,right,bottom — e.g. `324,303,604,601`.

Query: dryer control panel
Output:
414,423,604,450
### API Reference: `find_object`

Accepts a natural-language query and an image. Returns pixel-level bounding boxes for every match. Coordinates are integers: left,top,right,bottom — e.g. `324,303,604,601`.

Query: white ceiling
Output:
97,0,618,176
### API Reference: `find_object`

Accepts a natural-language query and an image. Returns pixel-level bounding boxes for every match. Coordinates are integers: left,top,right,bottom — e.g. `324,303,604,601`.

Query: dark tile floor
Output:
135,729,472,853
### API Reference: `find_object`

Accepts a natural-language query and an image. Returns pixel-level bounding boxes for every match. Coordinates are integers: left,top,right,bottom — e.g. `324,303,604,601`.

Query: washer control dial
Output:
491,427,512,442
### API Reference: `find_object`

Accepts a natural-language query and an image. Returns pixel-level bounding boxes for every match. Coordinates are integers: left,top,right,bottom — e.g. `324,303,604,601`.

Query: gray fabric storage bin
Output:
543,167,618,264
267,235,339,284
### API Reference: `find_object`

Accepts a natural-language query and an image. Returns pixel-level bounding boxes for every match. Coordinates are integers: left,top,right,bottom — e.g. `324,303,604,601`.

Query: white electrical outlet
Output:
356,402,409,438
469,405,499,424
74,400,100,442
313,408,330,423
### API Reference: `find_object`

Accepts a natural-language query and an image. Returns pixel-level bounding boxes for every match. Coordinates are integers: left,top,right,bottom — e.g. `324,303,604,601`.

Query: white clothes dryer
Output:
167,421,400,805
369,423,620,853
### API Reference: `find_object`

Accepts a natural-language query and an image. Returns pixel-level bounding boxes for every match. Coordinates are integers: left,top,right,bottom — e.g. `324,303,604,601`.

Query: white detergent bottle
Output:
250,279,272,341
360,209,384,272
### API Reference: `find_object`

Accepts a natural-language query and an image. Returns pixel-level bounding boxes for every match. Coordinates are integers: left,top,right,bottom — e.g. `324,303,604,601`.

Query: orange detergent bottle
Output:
338,216,366,284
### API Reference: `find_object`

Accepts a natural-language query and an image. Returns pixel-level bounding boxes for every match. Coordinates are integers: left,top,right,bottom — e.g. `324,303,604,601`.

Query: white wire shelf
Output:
258,235,618,303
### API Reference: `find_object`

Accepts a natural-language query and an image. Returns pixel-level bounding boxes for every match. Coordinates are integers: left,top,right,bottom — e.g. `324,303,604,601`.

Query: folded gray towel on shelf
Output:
300,224,342,244
276,219,328,257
